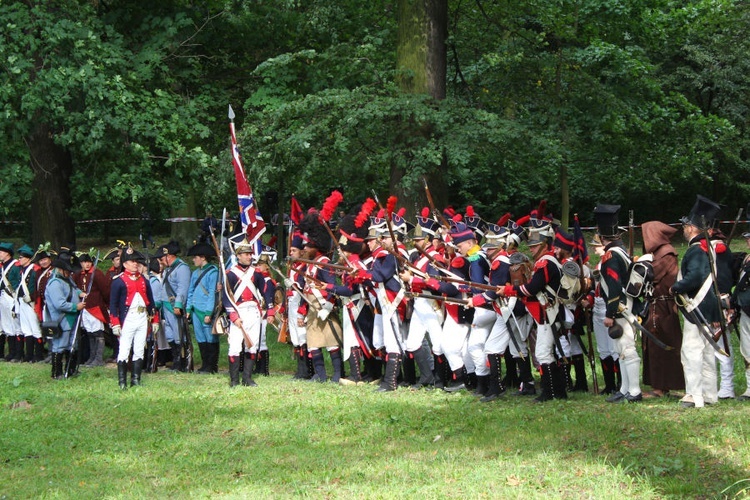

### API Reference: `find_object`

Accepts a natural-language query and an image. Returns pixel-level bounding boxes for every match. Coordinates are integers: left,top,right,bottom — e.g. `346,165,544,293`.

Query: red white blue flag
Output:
229,105,265,253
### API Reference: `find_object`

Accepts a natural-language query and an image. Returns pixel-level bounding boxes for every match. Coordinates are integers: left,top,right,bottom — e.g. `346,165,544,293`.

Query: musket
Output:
422,177,452,231
573,212,597,393
701,215,731,353
434,274,497,292
406,292,469,305
66,252,99,378
674,293,729,356
628,210,635,256
726,207,744,247
220,208,228,262
178,311,194,373
583,308,599,394
291,257,354,273
209,229,254,348
618,304,674,351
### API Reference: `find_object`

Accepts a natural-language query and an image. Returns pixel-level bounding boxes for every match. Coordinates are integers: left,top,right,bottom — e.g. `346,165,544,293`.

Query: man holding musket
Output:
223,238,276,387
157,240,191,372
671,195,722,408
594,204,642,403
44,251,85,379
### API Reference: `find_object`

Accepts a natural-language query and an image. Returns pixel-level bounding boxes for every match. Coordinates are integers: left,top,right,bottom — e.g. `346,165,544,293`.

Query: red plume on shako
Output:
320,190,344,222
354,198,377,228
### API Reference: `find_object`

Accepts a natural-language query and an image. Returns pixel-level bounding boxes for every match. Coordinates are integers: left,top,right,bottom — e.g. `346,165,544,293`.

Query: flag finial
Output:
228,104,235,120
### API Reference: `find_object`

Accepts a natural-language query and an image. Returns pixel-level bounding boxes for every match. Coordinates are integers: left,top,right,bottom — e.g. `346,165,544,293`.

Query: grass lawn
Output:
2,333,750,499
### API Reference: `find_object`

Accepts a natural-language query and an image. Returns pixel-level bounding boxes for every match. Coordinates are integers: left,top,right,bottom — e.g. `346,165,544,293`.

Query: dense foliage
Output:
1,0,749,241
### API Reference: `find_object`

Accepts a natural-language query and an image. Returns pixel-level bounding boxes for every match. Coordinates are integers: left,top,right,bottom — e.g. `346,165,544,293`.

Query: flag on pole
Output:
290,196,304,226
228,105,265,253
572,214,589,264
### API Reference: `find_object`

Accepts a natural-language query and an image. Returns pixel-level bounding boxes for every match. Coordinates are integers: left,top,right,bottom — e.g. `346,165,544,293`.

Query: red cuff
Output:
471,295,487,307
503,285,517,297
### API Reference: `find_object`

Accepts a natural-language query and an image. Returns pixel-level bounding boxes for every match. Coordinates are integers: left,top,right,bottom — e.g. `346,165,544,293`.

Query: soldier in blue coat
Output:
672,195,722,408
44,252,85,379
186,242,220,374
157,240,191,372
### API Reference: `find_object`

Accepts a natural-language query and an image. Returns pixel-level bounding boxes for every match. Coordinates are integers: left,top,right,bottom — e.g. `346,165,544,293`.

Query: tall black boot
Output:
228,355,240,387
533,364,555,403
600,356,616,395
6,335,18,362
434,354,449,389
305,345,316,379
253,349,263,374
51,352,64,379
197,343,209,373
65,350,79,378
481,353,506,402
33,337,45,363
443,366,467,393
516,355,536,395
565,361,574,392
117,361,128,389
24,337,35,362
78,332,90,366
242,352,257,386
330,348,343,383
258,349,270,376
365,355,383,384
571,354,588,392
474,375,489,397
341,347,364,385
502,350,520,388
377,353,401,392
0,334,5,361
310,349,327,383
131,359,143,387
411,346,435,389
401,351,417,387
89,335,105,367
14,335,25,362
170,341,182,372
292,347,305,379
209,343,220,373
464,369,477,391
551,362,568,400
84,333,96,366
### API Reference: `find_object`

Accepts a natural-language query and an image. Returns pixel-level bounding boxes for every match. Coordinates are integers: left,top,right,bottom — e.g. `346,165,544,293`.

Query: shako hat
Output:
337,214,368,254
299,211,332,251
553,229,576,253
594,204,622,238
413,207,440,240
680,195,721,230
449,221,476,245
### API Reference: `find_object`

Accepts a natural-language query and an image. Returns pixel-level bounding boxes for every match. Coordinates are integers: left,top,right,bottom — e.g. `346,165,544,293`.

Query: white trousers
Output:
681,320,718,408
228,302,261,356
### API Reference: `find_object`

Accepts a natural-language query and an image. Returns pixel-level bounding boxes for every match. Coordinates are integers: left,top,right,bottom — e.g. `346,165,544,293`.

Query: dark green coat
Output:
672,236,720,323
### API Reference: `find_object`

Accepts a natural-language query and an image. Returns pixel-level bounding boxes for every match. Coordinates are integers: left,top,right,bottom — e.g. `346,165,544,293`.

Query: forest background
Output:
2,0,750,249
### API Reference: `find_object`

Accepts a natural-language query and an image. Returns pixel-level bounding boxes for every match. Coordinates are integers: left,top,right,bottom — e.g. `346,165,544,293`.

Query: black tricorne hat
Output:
594,204,622,238
52,252,81,273
680,195,721,230
187,242,217,258
156,240,181,257
121,246,147,264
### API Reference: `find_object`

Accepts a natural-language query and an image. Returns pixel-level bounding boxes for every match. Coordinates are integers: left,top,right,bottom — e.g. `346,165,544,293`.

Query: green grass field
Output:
2,333,750,499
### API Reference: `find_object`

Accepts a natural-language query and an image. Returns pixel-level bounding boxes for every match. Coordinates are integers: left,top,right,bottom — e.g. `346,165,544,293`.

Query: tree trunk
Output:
28,122,75,249
395,0,448,214
170,189,199,254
